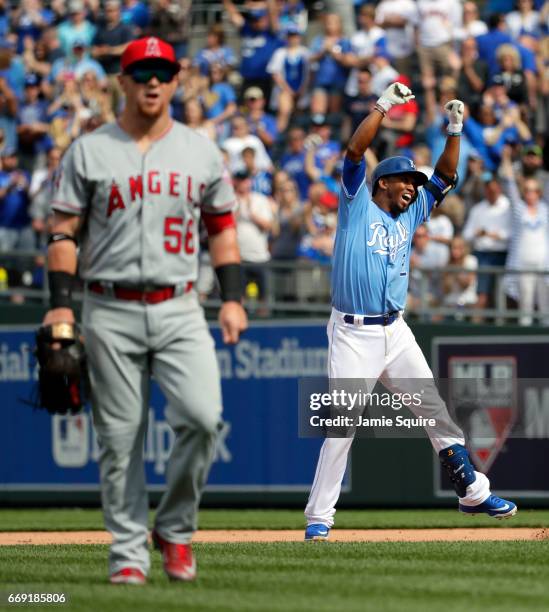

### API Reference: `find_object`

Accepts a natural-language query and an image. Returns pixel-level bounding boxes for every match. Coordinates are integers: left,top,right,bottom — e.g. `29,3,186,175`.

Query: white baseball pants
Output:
305,309,490,528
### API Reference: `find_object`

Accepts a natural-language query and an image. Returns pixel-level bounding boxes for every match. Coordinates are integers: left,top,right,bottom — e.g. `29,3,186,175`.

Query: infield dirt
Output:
1,527,547,545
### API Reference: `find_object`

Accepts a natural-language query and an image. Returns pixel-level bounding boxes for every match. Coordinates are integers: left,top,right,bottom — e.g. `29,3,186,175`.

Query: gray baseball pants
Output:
82,289,222,576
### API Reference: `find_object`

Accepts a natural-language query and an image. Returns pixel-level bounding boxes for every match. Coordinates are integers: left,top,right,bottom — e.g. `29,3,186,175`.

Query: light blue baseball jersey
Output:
332,157,437,315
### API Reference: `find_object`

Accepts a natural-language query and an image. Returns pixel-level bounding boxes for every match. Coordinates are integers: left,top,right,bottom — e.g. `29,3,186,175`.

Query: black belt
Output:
343,312,399,326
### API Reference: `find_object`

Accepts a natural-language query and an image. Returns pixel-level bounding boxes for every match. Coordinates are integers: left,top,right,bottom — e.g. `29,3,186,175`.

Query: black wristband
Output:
48,271,75,309
215,263,242,302
433,169,458,188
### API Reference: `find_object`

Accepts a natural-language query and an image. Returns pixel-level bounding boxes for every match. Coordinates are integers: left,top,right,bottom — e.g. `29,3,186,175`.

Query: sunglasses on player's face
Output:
127,67,176,84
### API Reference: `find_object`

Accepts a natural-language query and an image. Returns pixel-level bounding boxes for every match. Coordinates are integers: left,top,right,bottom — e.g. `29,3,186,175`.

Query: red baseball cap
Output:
319,191,338,209
121,37,179,72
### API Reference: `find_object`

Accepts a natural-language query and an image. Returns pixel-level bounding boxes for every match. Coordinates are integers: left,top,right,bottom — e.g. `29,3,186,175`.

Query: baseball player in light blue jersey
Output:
304,82,517,541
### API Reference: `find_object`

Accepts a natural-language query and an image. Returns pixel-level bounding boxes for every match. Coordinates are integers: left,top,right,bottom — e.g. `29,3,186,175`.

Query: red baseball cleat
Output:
152,530,197,581
109,567,147,585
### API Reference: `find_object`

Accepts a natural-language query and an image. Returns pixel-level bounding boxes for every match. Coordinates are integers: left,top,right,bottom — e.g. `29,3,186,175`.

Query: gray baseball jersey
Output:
51,121,235,284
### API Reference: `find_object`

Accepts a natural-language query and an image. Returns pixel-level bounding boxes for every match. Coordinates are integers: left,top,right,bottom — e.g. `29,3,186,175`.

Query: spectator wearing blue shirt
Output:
0,39,26,101
12,0,54,54
344,67,377,138
0,76,18,154
242,86,278,151
476,13,537,79
0,0,10,39
0,148,34,253
297,188,337,266
280,126,310,201
423,76,473,185
464,96,532,172
242,146,273,197
92,0,133,76
278,0,307,36
16,73,50,171
193,24,237,77
223,0,283,101
201,62,237,142
121,0,150,36
310,116,341,171
57,0,97,57
50,39,107,89
309,13,354,113
266,26,310,133
303,119,341,191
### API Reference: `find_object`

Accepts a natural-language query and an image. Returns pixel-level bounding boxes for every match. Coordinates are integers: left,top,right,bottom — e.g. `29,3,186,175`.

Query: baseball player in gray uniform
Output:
43,37,248,585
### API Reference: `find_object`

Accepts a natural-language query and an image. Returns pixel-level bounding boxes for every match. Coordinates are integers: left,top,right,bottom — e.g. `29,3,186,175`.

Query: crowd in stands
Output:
0,0,548,322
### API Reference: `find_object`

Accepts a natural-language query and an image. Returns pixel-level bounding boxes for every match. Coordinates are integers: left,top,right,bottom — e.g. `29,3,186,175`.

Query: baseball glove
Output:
35,322,88,415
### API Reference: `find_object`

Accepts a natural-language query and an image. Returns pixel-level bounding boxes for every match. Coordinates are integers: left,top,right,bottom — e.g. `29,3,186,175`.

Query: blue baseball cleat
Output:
305,523,330,541
459,495,517,519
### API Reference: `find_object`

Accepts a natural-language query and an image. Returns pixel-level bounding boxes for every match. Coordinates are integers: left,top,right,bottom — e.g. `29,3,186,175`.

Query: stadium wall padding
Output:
1,306,548,507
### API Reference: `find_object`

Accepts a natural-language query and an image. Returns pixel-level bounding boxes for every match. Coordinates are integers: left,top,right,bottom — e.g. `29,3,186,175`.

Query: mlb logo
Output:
448,356,517,472
52,414,90,468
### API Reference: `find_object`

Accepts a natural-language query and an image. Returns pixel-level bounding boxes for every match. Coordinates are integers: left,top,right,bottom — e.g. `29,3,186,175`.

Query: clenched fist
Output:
376,82,415,113
445,99,464,134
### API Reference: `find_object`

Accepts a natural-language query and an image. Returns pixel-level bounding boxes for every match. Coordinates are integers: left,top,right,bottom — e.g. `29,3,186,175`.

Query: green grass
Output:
1,508,548,531
1,542,548,612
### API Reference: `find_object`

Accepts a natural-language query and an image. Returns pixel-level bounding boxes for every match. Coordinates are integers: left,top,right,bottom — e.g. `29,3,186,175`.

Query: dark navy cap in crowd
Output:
249,8,268,20
233,169,251,180
311,114,327,126
24,73,41,87
286,24,302,36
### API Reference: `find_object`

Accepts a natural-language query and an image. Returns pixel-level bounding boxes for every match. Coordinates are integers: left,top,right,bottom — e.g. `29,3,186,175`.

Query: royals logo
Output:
448,357,517,472
367,221,409,262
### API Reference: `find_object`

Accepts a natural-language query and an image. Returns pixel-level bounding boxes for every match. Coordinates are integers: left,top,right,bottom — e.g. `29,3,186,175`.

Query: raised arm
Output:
433,100,464,180
222,0,245,29
267,0,279,32
346,82,415,162
499,144,521,206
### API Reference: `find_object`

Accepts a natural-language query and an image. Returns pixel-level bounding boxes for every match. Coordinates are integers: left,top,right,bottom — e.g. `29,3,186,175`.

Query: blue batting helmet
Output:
371,156,429,192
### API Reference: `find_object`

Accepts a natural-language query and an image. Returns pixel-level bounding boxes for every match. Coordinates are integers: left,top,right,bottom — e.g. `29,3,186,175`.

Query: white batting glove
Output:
376,82,415,114
445,99,464,135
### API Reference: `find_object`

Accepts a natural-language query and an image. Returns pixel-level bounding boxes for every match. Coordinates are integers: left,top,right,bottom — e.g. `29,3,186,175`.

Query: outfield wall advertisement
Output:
3,324,549,502
0,325,329,493
433,337,549,498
